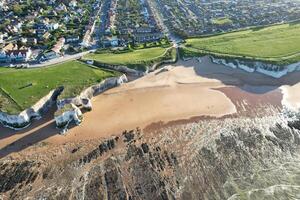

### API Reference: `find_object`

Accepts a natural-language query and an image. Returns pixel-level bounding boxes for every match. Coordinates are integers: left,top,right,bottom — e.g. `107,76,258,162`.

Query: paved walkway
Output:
28,50,94,68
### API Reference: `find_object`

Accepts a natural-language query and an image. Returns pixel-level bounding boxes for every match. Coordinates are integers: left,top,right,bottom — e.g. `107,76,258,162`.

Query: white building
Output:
0,43,32,62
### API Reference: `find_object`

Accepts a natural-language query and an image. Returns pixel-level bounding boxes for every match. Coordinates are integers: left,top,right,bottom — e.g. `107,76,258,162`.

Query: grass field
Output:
0,61,117,114
84,47,169,67
184,22,300,64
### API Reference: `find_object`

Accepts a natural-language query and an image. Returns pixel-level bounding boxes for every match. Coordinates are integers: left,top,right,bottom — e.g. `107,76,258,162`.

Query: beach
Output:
0,56,299,157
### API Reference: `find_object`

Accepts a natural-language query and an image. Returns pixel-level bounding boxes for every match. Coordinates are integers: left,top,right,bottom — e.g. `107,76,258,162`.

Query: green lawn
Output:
84,47,168,65
0,61,117,114
185,22,300,64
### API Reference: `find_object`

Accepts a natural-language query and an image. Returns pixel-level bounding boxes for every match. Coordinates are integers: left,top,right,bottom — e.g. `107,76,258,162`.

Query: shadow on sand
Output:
0,106,63,158
178,56,300,94
0,107,58,141
0,108,87,158
0,120,58,158
1,56,300,158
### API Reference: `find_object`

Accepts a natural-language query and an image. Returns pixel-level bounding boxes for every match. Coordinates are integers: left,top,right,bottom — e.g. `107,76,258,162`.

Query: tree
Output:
12,4,23,15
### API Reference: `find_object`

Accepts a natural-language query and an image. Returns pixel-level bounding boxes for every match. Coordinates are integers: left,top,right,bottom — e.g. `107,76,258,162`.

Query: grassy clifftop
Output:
0,61,117,114
183,22,300,65
83,46,176,71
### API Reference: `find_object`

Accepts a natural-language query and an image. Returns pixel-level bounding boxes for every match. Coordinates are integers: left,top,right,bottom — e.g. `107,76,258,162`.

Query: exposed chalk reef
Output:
55,74,128,133
211,56,300,78
1,108,300,199
0,87,63,130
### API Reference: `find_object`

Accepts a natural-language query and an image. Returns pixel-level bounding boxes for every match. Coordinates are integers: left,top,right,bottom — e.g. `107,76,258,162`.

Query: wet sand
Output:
0,56,300,158
216,85,282,116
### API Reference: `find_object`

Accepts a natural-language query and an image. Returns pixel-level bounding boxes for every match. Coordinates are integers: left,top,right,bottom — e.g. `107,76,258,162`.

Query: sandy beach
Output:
1,56,300,158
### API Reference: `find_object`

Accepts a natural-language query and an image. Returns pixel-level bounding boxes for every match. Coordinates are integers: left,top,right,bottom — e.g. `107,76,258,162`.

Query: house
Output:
69,0,77,7
81,30,91,47
51,37,65,54
56,3,67,12
27,38,37,45
42,32,51,40
110,36,119,46
47,23,59,30
20,38,27,44
41,51,58,61
133,32,163,43
81,19,97,47
0,43,32,63
66,36,80,43
136,27,152,33
36,29,47,38
0,34,3,44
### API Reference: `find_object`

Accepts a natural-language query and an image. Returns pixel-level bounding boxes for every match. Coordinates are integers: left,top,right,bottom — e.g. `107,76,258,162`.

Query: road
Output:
147,0,182,45
97,0,112,46
8,0,176,69
28,50,94,68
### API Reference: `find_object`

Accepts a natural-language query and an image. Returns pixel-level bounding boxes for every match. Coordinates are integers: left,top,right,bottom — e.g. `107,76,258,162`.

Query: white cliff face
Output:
57,74,128,109
0,88,62,130
54,74,128,133
0,74,127,131
211,56,300,78
54,103,83,134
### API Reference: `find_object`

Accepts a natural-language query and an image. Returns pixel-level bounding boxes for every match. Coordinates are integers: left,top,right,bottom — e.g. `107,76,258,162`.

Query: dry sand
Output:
0,56,299,158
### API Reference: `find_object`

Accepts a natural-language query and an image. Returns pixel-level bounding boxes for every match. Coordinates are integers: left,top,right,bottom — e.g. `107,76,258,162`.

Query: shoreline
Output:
1,56,300,158
1,54,299,129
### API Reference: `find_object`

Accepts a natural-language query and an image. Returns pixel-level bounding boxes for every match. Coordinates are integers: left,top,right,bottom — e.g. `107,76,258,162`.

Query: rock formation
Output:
54,103,83,134
0,87,63,130
1,109,299,199
211,56,300,78
0,75,127,132
57,74,127,109
55,74,128,132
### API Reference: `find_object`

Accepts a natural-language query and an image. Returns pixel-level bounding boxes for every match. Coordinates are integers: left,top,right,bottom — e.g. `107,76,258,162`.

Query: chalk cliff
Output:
0,87,63,130
55,74,128,132
0,75,127,131
54,103,83,134
211,56,300,78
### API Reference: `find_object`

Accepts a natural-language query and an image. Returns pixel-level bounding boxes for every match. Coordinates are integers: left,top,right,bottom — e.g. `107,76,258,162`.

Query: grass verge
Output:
0,61,118,114
183,22,300,65
83,46,175,71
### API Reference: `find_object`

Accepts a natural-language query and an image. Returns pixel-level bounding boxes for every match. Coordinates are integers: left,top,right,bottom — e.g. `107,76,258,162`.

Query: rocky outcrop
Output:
211,56,300,78
57,74,127,109
1,109,299,199
54,103,83,134
0,87,63,130
54,75,127,132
